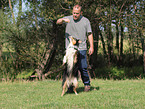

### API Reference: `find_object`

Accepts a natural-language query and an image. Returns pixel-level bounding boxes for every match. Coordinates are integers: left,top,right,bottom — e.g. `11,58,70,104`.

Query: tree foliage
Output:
0,0,144,81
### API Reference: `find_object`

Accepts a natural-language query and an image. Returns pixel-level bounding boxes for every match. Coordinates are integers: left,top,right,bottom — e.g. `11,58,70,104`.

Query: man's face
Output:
72,7,81,21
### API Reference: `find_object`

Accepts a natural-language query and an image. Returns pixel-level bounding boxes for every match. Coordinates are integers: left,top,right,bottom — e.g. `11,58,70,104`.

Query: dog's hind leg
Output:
73,86,78,95
73,78,78,95
61,81,67,97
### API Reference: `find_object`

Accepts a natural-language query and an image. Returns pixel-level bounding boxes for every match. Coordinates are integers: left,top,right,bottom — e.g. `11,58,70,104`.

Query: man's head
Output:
72,5,82,21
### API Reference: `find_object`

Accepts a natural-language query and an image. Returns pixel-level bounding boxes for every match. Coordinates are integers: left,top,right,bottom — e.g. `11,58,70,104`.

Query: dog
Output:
61,36,81,96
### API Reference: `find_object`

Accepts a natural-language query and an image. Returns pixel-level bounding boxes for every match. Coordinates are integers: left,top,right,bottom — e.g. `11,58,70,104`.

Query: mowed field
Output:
0,79,145,109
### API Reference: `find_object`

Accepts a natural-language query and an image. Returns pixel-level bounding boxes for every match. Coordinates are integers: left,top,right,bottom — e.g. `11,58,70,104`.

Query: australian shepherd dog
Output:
61,36,81,96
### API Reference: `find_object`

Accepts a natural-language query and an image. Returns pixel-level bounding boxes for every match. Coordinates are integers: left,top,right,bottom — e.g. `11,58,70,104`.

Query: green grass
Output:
0,79,145,109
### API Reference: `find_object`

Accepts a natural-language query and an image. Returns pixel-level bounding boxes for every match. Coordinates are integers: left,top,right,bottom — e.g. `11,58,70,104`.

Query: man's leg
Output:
78,50,90,91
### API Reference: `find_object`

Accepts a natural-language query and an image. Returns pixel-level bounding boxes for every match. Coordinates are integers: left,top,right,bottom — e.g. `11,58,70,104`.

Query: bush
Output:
94,66,143,79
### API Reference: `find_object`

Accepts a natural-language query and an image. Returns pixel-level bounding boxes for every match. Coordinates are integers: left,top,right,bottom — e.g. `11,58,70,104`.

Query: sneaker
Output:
84,85,90,92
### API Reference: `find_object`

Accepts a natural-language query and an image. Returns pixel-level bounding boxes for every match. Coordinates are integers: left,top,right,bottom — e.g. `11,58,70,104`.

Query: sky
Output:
14,0,30,18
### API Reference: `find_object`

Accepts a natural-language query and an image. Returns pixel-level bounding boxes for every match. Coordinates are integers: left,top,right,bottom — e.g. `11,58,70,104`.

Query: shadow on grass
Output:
77,86,100,93
64,86,100,96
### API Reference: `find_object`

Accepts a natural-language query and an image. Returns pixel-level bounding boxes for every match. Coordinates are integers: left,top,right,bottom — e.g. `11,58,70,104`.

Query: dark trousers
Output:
78,50,90,86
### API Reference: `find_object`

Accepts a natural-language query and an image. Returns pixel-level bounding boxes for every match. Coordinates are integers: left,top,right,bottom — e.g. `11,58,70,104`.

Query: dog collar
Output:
68,46,78,50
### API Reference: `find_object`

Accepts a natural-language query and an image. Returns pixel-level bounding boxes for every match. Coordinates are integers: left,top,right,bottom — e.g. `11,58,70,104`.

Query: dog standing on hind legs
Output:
61,36,81,96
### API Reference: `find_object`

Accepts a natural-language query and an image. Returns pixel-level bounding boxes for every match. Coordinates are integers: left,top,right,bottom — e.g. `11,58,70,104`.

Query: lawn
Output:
0,79,145,109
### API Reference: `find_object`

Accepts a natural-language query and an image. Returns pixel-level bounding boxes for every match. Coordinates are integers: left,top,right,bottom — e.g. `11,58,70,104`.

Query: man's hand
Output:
89,47,94,55
56,18,70,24
62,18,70,23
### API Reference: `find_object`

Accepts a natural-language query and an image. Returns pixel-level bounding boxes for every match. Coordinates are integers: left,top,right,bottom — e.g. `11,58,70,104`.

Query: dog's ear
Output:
73,39,80,45
70,36,77,45
70,36,81,45
72,39,77,45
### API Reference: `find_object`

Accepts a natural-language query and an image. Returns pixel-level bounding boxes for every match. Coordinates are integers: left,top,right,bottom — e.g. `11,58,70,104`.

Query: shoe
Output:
84,85,90,92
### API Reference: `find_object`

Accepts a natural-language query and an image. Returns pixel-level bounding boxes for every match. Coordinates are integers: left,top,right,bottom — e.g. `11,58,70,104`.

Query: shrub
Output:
93,66,143,79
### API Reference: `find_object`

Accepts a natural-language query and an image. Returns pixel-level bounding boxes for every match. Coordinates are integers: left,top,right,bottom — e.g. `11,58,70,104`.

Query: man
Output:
56,4,94,92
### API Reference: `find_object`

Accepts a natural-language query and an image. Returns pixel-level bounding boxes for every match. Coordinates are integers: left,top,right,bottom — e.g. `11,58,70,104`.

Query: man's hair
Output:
73,4,82,11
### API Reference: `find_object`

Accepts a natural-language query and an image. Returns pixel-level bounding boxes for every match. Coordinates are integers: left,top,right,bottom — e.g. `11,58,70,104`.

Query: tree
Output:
0,0,144,81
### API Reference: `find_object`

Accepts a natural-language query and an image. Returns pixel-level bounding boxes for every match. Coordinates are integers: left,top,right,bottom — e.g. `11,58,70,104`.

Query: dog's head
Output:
70,36,77,45
68,36,79,64
69,36,82,46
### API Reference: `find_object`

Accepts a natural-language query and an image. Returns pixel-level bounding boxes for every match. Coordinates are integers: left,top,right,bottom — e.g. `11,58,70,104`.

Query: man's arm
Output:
88,33,94,55
56,18,70,24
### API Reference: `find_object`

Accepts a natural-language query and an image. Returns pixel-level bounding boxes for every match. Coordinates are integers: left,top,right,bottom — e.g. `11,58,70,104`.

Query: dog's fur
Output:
61,36,79,96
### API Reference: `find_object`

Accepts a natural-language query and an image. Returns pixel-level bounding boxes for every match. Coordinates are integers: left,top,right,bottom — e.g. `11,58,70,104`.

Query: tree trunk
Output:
35,43,55,80
107,25,114,65
33,0,39,30
88,22,99,77
92,23,99,65
116,23,119,52
142,39,145,74
0,43,2,66
119,23,124,66
17,0,22,27
9,0,15,24
43,48,56,74
34,20,58,80
107,0,113,65
100,31,107,57
120,24,124,56
0,5,4,65
141,38,145,74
